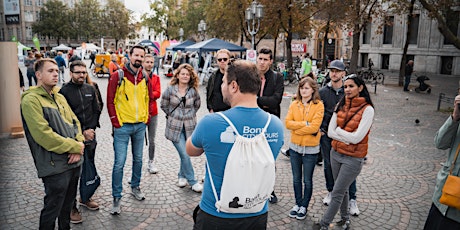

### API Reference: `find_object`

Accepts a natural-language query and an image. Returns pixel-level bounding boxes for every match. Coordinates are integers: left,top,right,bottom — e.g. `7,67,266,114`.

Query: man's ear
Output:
230,80,239,93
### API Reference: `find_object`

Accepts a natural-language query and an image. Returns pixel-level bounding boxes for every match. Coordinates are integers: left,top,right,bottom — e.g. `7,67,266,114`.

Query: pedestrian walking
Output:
55,52,67,83
316,75,375,230
285,77,324,220
423,91,460,229
107,45,150,215
404,60,414,92
24,51,37,87
186,60,284,229
21,58,85,229
161,63,203,193
109,54,121,76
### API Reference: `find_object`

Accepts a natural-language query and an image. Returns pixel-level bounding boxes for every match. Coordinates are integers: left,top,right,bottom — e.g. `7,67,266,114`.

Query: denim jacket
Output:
432,116,460,223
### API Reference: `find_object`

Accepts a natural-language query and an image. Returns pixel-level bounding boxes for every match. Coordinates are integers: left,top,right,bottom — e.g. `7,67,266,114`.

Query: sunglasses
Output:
344,74,357,81
217,58,229,62
72,71,87,75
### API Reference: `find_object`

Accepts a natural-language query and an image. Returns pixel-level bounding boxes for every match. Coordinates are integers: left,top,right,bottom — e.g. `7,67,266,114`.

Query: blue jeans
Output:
321,135,357,200
112,123,146,198
404,75,411,91
289,149,317,208
172,129,197,186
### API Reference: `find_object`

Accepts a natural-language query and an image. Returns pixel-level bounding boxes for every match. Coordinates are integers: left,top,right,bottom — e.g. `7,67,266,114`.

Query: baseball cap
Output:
328,60,346,71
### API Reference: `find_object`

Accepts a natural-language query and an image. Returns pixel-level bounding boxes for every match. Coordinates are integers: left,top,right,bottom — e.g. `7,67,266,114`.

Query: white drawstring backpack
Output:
206,112,276,213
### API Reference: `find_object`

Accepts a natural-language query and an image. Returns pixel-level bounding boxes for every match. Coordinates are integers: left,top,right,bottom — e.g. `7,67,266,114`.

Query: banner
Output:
33,35,40,50
291,43,307,53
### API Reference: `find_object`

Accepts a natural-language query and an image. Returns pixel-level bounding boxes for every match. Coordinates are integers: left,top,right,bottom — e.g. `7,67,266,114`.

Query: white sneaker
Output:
349,199,360,216
148,160,159,174
191,183,203,193
323,192,332,206
177,178,187,188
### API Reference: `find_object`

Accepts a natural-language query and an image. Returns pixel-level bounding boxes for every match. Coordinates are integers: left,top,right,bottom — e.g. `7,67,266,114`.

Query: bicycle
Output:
283,65,301,86
358,68,384,84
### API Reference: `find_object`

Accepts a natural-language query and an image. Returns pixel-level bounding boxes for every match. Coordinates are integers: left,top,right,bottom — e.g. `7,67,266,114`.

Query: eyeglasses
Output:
72,71,87,75
217,58,229,62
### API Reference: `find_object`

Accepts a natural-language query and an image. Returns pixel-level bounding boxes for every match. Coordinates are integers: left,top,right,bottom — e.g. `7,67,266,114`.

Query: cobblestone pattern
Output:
0,63,458,229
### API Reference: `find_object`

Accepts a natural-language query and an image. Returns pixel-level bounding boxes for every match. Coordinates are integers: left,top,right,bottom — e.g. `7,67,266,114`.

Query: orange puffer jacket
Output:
332,97,370,158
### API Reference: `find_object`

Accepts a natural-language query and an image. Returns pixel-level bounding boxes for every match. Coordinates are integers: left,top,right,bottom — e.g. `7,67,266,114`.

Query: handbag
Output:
439,144,460,210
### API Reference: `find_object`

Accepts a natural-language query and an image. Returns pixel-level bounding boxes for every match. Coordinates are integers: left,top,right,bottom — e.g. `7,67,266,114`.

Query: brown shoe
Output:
79,198,99,211
70,208,83,224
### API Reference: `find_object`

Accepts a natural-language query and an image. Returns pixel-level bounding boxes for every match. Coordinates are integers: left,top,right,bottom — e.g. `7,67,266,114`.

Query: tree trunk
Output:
273,35,278,62
349,22,360,74
322,18,330,70
398,0,415,86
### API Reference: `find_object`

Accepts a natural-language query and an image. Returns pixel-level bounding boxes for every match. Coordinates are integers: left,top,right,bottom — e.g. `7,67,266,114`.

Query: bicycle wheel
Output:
362,72,370,83
376,73,384,84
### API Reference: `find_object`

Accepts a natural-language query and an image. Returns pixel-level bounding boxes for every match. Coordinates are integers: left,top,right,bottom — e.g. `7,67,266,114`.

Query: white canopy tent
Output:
52,44,72,51
76,43,101,51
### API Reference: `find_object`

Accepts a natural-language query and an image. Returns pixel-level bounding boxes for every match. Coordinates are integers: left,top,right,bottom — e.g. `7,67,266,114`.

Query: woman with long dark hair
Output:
317,75,374,230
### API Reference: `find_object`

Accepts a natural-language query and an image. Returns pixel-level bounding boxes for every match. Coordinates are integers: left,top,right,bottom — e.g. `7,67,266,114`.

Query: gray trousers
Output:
321,149,364,226
147,115,158,161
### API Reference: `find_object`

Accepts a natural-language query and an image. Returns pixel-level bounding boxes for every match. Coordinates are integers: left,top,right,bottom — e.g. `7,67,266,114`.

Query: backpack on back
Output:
206,112,276,214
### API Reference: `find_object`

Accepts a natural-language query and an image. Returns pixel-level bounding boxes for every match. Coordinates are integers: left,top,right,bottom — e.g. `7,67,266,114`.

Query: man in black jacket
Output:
206,49,231,113
256,47,284,203
60,60,102,224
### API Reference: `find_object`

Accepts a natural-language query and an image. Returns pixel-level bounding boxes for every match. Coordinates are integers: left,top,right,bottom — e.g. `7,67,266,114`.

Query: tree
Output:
103,0,133,50
418,0,460,49
32,0,71,45
142,0,171,39
72,0,104,41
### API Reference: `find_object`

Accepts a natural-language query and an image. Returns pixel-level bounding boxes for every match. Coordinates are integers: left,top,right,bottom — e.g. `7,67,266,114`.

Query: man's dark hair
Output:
69,60,87,72
226,60,261,94
130,45,145,55
258,47,273,60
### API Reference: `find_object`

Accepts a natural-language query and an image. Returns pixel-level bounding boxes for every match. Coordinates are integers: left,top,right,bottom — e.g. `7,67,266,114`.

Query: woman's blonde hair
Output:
295,77,321,103
170,64,199,89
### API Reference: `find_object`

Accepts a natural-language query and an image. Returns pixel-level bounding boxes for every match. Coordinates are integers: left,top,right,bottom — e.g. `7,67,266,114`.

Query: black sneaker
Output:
269,191,278,204
336,219,350,230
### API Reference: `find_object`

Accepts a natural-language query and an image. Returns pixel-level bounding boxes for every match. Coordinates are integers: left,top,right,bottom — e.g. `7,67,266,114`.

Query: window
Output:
36,11,40,20
441,56,453,75
0,29,4,41
25,0,32,6
8,28,14,40
361,53,368,68
25,11,34,22
26,27,33,39
383,16,394,44
36,0,44,6
444,11,459,45
362,22,371,44
381,54,390,69
408,14,419,44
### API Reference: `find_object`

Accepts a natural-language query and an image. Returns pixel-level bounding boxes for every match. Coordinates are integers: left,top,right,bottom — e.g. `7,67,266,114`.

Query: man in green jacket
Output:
21,58,85,230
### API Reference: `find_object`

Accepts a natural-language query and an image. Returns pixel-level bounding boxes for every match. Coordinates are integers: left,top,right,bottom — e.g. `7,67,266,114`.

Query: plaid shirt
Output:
160,85,201,142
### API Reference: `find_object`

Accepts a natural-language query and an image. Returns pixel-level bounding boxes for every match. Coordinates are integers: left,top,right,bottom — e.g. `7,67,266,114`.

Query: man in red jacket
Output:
143,54,162,174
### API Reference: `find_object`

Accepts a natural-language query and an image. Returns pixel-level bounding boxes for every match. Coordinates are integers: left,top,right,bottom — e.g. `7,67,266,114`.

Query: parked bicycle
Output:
283,65,301,86
357,68,385,84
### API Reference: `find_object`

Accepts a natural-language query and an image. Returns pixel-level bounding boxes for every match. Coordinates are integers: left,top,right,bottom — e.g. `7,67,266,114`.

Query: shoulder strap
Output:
449,145,460,175
117,69,124,87
341,104,368,129
205,159,220,212
217,112,271,136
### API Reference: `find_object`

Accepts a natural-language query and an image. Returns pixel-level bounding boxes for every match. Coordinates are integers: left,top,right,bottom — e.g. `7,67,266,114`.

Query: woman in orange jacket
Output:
285,77,324,220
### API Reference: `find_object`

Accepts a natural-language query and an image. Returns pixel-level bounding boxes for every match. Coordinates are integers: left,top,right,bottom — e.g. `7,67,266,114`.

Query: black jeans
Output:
193,207,267,230
40,166,81,230
423,203,460,230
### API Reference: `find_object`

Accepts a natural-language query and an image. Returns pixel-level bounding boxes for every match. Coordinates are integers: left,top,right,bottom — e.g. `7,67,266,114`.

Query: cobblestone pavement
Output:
1,62,459,229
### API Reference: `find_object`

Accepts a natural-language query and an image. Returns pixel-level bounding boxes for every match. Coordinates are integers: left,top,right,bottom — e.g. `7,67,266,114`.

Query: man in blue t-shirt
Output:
186,60,284,229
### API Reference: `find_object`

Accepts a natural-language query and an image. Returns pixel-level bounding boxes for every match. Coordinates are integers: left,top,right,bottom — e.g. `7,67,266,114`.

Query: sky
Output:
124,0,151,19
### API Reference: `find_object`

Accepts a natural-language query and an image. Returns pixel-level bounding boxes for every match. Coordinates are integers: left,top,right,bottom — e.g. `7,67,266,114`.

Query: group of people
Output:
20,43,459,230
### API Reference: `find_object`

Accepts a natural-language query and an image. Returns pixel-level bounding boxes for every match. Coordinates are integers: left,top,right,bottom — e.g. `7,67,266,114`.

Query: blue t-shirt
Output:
191,106,284,219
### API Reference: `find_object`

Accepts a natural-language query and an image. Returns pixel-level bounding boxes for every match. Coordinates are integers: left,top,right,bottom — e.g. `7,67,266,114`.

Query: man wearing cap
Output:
319,60,360,216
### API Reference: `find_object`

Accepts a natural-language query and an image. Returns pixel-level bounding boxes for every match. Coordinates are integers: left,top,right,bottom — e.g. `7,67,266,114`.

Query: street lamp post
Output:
197,20,207,41
179,28,184,42
245,0,264,50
